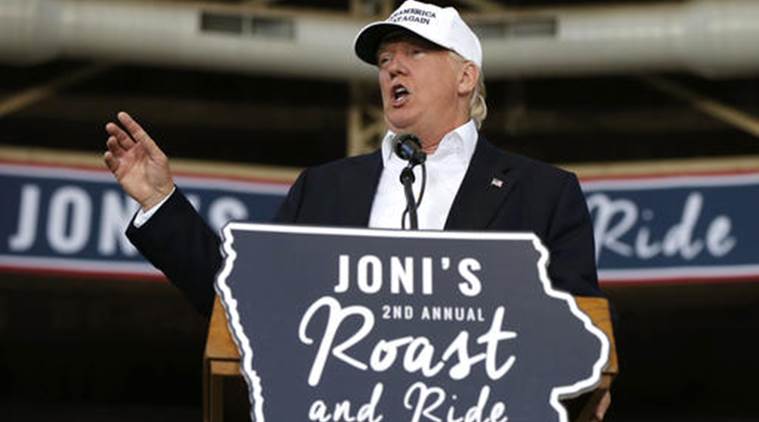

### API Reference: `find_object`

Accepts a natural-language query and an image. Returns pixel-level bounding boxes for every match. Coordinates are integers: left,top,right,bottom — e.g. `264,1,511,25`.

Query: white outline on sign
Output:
215,223,610,422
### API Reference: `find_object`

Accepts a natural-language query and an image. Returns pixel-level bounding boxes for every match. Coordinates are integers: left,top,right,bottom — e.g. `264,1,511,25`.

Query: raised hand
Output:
104,112,175,210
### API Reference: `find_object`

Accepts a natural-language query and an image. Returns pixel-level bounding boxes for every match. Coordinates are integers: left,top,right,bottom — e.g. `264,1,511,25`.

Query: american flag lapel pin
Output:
490,177,504,188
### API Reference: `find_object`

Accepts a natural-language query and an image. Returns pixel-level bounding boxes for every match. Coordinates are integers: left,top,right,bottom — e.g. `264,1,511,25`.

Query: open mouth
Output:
392,84,410,106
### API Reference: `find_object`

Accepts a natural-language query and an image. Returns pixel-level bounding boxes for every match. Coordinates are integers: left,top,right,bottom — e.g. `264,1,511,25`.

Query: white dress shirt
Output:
369,120,478,230
132,186,176,228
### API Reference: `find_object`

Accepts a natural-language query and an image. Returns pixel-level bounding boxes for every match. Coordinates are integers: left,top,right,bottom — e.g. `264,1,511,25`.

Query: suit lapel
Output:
341,150,384,227
445,136,520,230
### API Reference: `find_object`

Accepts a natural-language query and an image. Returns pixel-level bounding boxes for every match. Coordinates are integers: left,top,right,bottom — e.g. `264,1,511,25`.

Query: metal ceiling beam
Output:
347,81,385,156
643,76,759,139
0,64,111,118
3,0,759,79
457,0,506,13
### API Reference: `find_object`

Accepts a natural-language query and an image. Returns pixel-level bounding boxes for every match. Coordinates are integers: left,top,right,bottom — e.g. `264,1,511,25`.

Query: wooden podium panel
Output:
574,297,619,421
203,296,618,422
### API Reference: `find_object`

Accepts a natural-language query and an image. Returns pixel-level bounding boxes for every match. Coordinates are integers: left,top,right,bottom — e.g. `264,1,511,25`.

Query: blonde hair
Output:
450,52,487,129
470,71,487,129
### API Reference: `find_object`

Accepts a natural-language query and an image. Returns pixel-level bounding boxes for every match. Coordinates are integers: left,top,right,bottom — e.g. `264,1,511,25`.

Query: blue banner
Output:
584,173,758,283
1,160,757,284
0,162,287,278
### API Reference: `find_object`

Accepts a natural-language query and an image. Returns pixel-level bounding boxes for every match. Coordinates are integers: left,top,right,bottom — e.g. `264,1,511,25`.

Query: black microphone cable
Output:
401,162,426,230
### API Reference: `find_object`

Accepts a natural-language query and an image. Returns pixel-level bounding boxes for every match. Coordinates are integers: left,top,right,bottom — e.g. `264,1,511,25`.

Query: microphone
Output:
393,134,426,166
392,133,426,230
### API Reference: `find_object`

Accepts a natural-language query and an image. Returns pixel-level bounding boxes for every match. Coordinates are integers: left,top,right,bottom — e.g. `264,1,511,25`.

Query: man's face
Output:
377,35,463,139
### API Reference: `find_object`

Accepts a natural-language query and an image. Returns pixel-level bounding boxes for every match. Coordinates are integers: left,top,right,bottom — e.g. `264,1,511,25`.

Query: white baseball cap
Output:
353,0,482,68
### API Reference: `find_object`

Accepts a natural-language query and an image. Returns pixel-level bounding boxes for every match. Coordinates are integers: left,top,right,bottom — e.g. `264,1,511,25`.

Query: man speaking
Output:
104,1,608,417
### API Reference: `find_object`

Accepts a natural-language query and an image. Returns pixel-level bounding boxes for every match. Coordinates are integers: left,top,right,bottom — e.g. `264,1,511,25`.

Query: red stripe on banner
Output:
0,158,295,186
579,168,759,182
172,169,293,186
0,265,167,283
600,274,759,286
0,159,109,176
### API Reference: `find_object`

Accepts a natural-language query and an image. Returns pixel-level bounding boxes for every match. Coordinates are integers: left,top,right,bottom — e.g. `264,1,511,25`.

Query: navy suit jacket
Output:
128,136,602,317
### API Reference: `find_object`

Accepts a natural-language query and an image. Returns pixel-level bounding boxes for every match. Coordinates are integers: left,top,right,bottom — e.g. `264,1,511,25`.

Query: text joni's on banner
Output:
217,224,609,422
0,162,287,277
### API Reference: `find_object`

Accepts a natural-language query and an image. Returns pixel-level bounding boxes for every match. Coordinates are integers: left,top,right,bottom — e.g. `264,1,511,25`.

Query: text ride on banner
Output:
584,172,759,282
216,224,609,422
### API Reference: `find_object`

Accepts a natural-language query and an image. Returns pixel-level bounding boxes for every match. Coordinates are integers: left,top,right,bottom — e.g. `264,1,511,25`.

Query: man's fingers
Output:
106,136,126,157
594,391,612,421
105,122,135,150
116,111,144,139
103,151,119,172
117,111,163,157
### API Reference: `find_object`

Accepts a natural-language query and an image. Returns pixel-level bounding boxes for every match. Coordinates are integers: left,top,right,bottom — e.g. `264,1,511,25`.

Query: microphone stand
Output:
400,164,419,230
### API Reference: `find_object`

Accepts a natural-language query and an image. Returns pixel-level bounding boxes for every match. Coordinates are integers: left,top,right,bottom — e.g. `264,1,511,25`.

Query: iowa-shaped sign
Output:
215,224,609,422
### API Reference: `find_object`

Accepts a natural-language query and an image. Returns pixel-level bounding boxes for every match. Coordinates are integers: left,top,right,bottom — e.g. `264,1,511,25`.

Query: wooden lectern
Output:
203,296,618,422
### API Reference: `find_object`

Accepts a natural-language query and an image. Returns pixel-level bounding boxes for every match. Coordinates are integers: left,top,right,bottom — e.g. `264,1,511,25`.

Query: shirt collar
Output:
380,120,478,166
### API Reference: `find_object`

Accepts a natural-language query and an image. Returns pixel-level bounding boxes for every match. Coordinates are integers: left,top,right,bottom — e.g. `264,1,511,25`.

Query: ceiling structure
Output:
0,0,757,169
